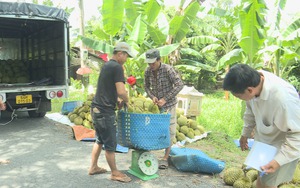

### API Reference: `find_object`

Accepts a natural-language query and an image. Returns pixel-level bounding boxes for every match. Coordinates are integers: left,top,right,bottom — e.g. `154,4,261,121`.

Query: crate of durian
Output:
117,95,171,151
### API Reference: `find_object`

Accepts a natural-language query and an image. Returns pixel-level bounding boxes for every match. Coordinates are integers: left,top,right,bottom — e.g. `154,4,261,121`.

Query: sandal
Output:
110,174,132,183
158,160,168,169
88,167,107,175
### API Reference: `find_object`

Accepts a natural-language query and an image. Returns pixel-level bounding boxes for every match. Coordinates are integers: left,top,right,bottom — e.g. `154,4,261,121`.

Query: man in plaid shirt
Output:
144,48,184,169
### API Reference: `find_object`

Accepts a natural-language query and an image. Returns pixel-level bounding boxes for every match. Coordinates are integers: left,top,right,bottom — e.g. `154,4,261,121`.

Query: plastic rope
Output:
0,110,17,125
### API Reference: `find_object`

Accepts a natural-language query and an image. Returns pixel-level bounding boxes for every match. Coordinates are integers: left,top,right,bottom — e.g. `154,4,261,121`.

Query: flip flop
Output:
158,160,168,169
110,174,132,183
88,167,107,175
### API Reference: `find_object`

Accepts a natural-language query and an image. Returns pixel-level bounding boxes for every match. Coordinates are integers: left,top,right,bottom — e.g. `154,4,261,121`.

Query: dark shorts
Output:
91,109,117,151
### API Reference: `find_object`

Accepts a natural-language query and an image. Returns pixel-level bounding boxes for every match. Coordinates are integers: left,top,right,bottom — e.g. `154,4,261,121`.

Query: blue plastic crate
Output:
117,111,171,150
61,101,83,115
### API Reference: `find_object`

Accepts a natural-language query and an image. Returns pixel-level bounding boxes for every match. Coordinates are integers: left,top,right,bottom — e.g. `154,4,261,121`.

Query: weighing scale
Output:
128,150,159,181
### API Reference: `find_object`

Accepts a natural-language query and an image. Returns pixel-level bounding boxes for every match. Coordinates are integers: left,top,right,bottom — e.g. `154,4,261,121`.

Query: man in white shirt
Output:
223,64,300,188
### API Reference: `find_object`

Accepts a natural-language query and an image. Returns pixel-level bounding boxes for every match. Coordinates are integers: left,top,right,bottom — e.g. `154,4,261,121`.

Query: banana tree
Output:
214,0,300,78
80,0,201,93
258,0,300,78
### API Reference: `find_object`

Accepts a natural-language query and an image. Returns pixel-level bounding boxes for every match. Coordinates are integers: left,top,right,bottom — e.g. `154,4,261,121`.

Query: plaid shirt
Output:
144,63,184,110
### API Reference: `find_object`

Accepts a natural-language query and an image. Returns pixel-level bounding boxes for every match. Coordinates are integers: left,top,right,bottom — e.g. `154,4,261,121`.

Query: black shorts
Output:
91,110,117,151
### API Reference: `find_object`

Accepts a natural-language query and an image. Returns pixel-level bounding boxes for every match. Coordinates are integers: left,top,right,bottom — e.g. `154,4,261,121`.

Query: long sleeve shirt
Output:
144,63,184,110
242,70,300,166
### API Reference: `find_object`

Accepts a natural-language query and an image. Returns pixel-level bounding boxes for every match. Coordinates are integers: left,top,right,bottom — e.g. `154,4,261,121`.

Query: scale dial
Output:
138,152,159,175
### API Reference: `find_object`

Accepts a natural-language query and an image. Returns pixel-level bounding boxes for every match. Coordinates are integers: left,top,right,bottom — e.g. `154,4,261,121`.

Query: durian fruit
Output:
127,96,160,114
187,119,198,129
246,169,258,182
143,99,153,111
150,104,160,114
233,176,252,188
127,103,134,113
87,93,95,101
291,162,300,184
180,126,189,135
83,119,92,129
186,128,195,139
176,124,180,130
176,108,184,117
223,167,244,186
86,113,92,122
197,125,205,134
177,115,188,126
177,132,186,141
252,179,257,188
194,129,201,136
79,112,86,119
69,114,78,123
278,184,297,188
74,116,83,125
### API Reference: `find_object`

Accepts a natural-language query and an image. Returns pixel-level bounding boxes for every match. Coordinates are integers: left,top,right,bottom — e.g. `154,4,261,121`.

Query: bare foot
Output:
111,172,131,183
88,167,107,175
0,159,10,165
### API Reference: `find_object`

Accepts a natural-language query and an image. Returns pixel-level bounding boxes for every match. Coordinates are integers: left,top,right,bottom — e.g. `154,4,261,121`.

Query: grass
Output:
198,90,244,139
50,88,90,113
191,90,248,168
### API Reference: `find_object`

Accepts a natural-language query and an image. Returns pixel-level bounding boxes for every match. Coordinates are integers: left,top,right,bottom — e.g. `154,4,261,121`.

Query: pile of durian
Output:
0,59,30,83
223,161,300,188
127,95,160,114
67,93,95,129
175,108,206,142
223,166,257,188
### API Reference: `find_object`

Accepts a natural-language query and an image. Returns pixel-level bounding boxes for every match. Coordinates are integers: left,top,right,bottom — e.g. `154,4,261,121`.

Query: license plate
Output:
16,95,32,104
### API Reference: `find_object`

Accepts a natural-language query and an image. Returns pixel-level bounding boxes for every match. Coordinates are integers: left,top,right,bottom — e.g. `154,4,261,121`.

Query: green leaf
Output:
175,64,202,72
92,27,110,41
186,36,219,46
144,0,161,24
102,0,124,36
218,49,243,69
178,59,215,72
136,43,180,61
169,1,200,42
180,48,202,58
282,18,300,40
169,15,186,37
146,24,167,45
158,43,181,57
201,44,222,53
238,0,266,63
258,45,280,54
80,36,113,54
125,0,142,26
128,15,147,45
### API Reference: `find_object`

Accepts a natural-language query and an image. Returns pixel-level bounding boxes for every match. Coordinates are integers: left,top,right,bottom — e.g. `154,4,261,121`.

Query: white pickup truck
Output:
0,2,70,118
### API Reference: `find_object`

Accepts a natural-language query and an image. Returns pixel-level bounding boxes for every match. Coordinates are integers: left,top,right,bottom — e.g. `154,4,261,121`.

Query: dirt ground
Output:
0,111,231,188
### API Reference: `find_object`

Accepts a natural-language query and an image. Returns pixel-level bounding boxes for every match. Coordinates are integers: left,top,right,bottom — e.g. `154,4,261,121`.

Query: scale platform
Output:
128,150,159,181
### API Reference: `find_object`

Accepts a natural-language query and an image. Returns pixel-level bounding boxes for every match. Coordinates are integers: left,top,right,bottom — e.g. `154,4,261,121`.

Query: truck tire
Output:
28,111,46,118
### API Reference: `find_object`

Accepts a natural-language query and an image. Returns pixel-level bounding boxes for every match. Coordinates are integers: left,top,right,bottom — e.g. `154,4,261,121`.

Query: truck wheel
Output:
28,111,46,118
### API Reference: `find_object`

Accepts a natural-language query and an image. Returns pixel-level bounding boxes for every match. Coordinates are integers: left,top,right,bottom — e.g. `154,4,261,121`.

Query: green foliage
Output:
70,77,82,90
288,75,300,91
50,90,89,113
89,69,100,88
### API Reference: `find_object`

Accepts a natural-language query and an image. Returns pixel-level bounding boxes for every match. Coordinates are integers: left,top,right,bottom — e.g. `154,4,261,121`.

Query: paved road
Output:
0,111,229,188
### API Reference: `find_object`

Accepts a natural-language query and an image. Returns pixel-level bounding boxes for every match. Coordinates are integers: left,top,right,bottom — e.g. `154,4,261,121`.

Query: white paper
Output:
244,141,277,172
